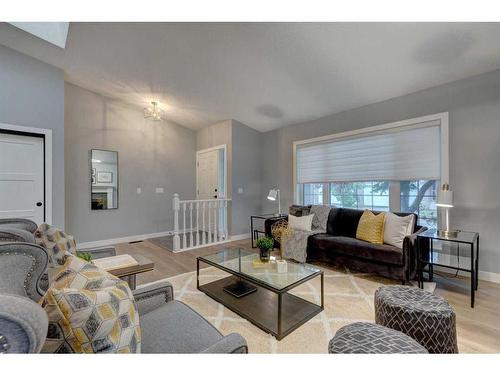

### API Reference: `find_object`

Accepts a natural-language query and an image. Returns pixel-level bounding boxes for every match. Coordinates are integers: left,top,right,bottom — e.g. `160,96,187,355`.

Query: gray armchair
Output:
0,241,248,353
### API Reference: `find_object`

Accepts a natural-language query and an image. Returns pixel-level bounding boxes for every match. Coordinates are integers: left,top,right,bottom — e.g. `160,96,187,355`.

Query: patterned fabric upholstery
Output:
34,224,77,267
375,285,458,353
329,322,428,354
40,256,141,353
309,205,330,232
356,210,386,244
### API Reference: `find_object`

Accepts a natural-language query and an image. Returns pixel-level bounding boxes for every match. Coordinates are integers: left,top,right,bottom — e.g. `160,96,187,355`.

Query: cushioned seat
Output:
329,322,428,354
140,300,224,353
309,234,404,265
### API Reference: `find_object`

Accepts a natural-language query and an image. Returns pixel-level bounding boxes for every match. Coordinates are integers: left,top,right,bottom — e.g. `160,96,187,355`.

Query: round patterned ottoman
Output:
375,285,458,353
328,322,428,354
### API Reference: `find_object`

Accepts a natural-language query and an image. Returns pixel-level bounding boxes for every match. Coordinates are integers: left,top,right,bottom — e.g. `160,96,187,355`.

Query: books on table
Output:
92,254,138,271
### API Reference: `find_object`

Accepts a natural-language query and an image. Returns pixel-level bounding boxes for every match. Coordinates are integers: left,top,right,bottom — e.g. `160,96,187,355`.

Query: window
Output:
400,180,437,229
294,114,448,229
303,183,323,205
330,181,389,211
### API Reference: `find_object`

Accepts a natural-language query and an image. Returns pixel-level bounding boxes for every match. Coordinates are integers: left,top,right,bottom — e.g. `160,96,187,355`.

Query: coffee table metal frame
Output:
197,252,324,340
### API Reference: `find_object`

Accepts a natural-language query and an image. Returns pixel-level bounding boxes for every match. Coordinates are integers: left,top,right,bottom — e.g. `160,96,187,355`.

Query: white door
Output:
197,149,220,200
0,132,45,224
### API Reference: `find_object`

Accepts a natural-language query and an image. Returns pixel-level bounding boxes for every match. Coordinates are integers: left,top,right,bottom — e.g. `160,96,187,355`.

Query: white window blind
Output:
296,121,441,184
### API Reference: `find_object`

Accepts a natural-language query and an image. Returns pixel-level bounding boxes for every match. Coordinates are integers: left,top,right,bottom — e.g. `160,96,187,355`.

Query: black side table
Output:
250,214,287,248
416,228,479,308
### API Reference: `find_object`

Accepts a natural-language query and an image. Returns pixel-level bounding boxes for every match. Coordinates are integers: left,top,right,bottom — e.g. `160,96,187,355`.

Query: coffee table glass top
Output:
199,248,321,290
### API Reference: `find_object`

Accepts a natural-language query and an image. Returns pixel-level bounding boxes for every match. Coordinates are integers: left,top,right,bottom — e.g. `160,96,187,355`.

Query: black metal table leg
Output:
250,217,255,248
476,236,480,291
320,272,324,308
471,243,475,308
429,239,434,281
277,293,283,340
197,258,200,289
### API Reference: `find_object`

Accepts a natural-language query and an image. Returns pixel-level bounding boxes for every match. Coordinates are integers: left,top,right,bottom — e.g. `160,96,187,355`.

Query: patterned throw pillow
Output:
40,256,141,353
356,210,386,245
35,223,77,267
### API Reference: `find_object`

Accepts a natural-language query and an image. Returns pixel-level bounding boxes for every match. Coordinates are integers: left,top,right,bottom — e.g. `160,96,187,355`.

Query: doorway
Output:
0,130,46,224
196,144,227,200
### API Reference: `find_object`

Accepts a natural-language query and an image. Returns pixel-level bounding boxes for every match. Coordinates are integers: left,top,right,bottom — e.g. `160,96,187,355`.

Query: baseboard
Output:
432,265,500,284
230,233,251,241
78,230,252,250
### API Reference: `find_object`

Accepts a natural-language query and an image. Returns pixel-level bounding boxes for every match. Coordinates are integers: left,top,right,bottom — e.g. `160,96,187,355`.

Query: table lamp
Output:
267,188,281,216
436,183,459,238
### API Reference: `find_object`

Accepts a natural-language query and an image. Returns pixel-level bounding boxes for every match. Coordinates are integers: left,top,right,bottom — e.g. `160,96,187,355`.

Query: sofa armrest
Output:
0,228,35,243
403,226,428,281
132,281,174,315
200,333,248,354
77,247,116,260
0,294,48,353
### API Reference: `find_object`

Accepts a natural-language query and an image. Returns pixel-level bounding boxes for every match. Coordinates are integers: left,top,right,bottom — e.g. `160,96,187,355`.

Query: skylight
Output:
9,22,69,48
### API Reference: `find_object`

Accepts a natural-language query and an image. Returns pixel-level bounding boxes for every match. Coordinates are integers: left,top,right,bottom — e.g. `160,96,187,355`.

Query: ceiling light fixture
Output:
144,101,162,121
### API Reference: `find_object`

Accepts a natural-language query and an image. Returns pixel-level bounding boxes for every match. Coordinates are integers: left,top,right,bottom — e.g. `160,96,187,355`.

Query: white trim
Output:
196,144,228,199
433,265,500,284
293,112,449,203
78,230,251,251
0,122,53,224
230,233,251,241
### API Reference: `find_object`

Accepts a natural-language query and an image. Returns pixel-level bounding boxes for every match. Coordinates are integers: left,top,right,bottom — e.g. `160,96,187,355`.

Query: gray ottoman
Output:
375,285,458,353
329,322,428,354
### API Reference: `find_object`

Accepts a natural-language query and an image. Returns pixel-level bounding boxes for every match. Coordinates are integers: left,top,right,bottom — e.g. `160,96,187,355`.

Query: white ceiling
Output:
1,22,500,132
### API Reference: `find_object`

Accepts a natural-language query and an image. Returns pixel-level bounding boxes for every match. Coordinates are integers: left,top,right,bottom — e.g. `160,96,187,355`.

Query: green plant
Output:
256,236,274,250
77,252,92,262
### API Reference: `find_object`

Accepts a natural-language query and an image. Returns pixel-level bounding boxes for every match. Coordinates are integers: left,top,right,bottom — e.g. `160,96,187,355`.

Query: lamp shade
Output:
267,189,278,201
436,184,453,207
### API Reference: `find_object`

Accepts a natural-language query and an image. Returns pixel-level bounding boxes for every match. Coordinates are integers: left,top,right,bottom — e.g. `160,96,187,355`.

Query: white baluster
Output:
214,199,219,242
207,201,212,244
173,193,180,251
196,202,200,246
202,201,206,245
182,202,187,249
189,202,193,247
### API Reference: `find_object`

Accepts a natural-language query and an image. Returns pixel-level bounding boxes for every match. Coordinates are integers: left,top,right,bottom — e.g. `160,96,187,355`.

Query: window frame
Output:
293,113,449,204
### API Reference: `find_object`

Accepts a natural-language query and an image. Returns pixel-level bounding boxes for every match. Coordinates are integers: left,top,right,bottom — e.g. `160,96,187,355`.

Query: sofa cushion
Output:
356,210,386,244
35,223,76,267
288,214,314,232
384,212,415,249
309,234,404,265
289,205,311,217
140,300,222,353
327,207,365,237
40,256,141,353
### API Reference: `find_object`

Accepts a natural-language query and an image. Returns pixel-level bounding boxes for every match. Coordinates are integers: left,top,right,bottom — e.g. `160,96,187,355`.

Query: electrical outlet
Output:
136,187,142,194
155,187,164,194
238,187,244,194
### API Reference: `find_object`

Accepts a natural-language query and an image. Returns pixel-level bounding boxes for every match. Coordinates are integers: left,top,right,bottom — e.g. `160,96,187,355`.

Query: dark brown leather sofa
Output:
266,206,427,283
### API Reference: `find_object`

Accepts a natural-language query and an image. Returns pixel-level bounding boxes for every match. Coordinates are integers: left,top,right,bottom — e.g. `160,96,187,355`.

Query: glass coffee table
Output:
197,248,323,340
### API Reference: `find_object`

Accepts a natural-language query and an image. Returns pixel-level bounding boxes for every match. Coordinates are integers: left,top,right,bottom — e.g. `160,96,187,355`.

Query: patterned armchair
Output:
0,231,248,353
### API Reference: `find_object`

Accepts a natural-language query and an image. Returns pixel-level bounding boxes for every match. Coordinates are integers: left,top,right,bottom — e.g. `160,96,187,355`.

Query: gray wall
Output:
0,45,65,227
65,83,196,243
261,68,500,275
231,120,263,235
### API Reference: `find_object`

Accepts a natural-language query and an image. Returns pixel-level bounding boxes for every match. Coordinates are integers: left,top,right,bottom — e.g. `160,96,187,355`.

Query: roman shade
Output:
296,121,441,183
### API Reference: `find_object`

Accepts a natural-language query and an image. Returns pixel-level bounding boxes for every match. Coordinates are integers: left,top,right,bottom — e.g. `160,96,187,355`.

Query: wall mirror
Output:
90,149,118,210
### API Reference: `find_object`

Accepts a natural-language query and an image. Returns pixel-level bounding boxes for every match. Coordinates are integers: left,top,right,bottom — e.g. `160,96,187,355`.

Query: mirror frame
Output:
89,149,119,211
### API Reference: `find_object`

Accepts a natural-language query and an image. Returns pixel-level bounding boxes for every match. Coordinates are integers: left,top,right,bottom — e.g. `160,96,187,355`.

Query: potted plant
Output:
256,236,274,262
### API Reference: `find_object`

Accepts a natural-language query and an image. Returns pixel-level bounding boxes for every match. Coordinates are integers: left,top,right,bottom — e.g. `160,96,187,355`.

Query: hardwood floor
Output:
115,238,500,353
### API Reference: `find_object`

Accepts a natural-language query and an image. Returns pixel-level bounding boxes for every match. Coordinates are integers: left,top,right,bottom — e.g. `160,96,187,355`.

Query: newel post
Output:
173,193,180,251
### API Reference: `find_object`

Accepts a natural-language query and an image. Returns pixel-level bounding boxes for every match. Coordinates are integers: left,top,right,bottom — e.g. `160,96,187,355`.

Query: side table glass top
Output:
418,228,478,244
199,248,321,290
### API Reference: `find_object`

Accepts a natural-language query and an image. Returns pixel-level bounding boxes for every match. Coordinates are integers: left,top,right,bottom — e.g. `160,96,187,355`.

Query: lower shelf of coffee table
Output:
198,275,322,340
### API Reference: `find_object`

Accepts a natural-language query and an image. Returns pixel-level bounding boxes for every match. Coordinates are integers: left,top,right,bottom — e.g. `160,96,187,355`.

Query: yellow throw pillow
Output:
356,210,386,244
40,256,141,353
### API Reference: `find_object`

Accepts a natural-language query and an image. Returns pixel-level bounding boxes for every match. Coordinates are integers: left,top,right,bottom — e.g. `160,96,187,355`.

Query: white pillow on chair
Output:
288,214,314,232
383,212,415,249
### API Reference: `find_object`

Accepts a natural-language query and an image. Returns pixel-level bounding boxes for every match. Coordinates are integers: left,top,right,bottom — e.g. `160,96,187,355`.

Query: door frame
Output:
0,122,53,224
196,144,227,199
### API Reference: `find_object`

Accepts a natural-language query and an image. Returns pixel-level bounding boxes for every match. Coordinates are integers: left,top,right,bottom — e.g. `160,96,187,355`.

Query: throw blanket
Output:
282,205,330,263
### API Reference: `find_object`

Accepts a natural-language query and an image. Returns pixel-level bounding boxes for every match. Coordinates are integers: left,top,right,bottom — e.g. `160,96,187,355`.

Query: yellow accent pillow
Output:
356,210,386,244
40,256,141,353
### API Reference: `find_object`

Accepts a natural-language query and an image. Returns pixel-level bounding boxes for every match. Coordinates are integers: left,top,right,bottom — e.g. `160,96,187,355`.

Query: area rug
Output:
139,265,435,353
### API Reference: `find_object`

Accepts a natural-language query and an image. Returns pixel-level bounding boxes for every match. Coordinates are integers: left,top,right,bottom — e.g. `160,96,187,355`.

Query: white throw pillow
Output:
383,212,415,249
288,214,314,232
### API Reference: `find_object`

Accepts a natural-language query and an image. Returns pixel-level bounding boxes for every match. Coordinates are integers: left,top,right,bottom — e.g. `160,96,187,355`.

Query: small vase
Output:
259,247,271,262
